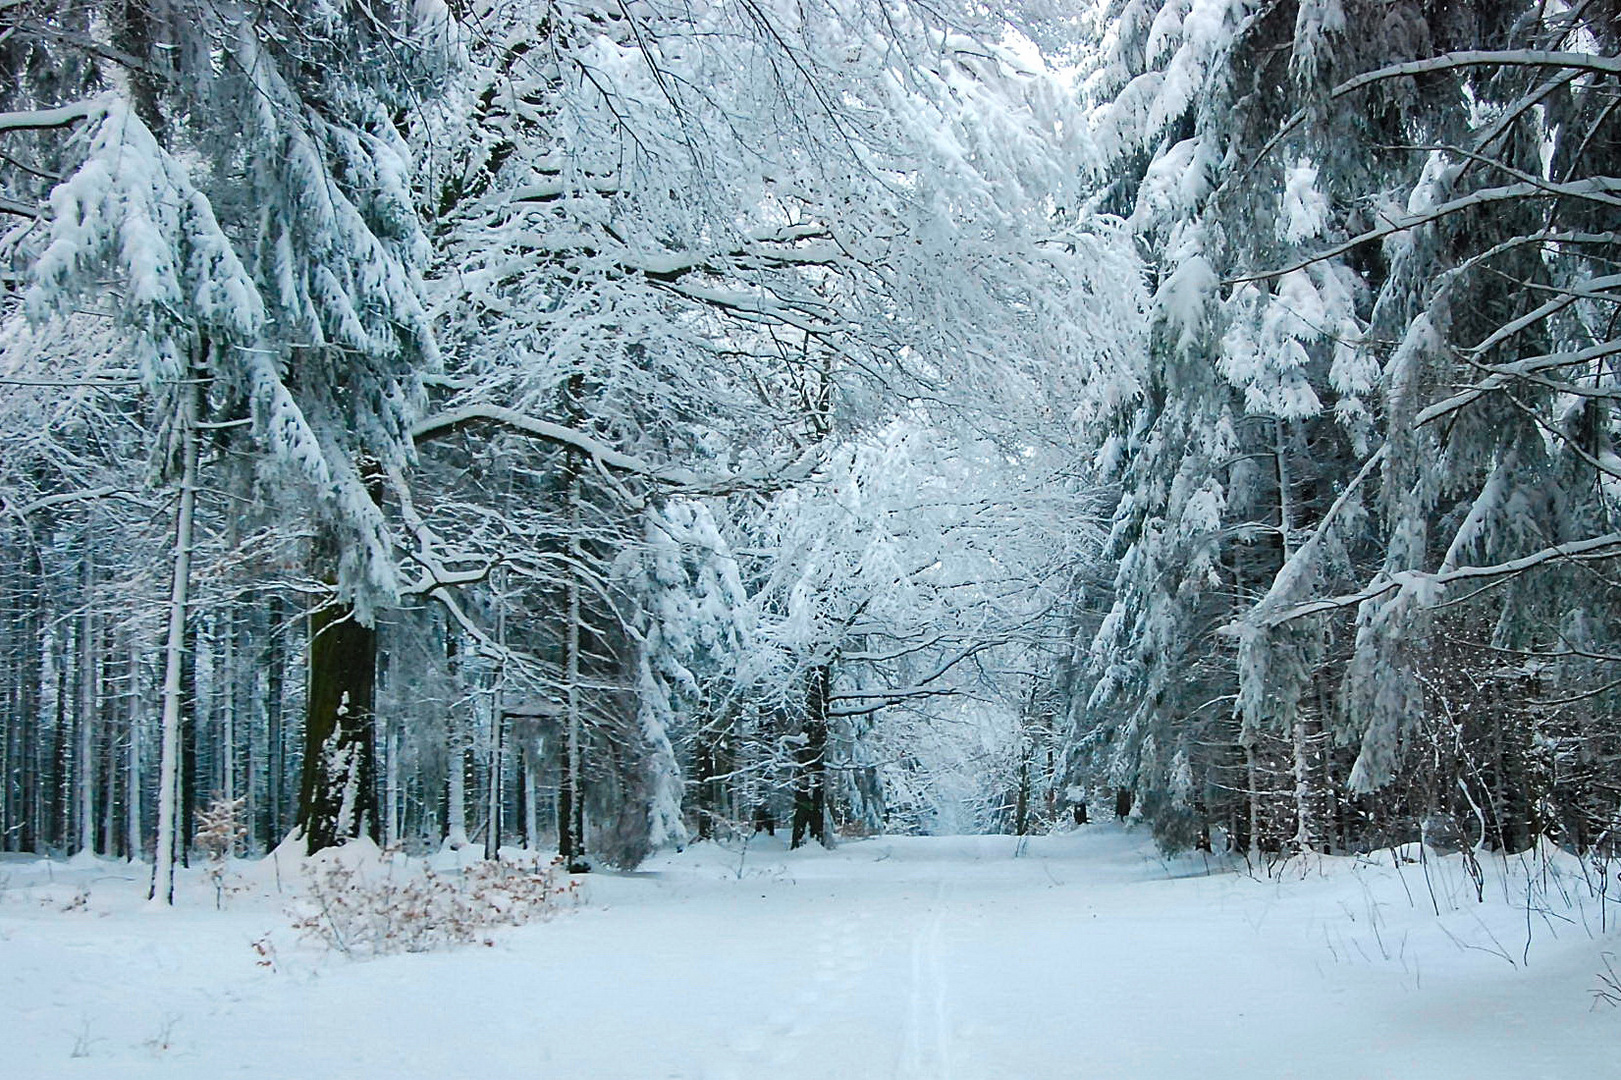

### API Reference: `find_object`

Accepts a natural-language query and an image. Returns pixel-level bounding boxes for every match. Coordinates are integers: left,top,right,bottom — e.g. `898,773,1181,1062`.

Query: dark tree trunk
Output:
1230,797,1251,853
264,593,285,848
1114,787,1133,820
12,549,43,851
791,663,831,849
557,748,579,862
694,723,730,840
1014,758,1031,836
557,435,589,873
53,660,68,848
296,601,379,853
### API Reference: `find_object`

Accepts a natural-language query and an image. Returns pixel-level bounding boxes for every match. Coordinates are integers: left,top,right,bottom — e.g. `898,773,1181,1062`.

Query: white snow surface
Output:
2,824,1616,1078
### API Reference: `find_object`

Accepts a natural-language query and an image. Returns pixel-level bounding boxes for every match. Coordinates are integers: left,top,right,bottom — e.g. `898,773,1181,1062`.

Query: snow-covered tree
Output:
403,0,1137,860
3,0,455,876
1069,0,1621,855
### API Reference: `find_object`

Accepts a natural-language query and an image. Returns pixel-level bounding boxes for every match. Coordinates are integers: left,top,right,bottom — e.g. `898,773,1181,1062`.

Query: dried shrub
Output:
196,795,248,909
291,849,577,957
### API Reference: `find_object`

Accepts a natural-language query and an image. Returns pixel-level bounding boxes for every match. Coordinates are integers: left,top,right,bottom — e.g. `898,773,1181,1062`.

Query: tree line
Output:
1,0,1618,895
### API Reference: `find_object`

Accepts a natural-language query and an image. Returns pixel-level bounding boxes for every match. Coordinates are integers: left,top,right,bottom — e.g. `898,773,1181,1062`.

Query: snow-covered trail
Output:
3,825,1616,1078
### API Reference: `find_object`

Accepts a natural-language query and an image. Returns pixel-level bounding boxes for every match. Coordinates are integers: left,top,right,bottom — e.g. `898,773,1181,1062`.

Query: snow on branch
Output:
1228,177,1621,285
3,485,157,518
0,100,104,132
1415,338,1621,427
1254,532,1621,629
1242,50,1621,182
411,402,817,495
826,638,1007,718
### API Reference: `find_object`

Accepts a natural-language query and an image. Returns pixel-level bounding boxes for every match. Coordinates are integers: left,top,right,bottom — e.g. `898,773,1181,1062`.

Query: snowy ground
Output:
3,824,1618,1079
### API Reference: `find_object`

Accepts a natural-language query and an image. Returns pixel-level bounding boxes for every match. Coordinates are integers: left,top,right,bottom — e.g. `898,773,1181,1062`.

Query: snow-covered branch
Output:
411,402,818,495
0,99,104,132
1255,533,1621,629
1243,50,1621,181
1229,177,1621,284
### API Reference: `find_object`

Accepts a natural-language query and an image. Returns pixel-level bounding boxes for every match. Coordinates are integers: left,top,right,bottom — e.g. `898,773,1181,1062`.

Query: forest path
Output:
3,825,1617,1079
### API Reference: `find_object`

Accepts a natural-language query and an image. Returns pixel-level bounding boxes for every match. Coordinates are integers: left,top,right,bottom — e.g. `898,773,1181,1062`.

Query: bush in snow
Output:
291,846,578,958
196,795,248,909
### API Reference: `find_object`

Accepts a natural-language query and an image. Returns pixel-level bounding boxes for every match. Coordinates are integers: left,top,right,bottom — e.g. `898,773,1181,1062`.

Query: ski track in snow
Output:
899,875,952,1080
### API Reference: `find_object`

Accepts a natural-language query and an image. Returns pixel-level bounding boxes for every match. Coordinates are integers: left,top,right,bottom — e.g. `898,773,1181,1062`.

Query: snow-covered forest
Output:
2,0,1620,1072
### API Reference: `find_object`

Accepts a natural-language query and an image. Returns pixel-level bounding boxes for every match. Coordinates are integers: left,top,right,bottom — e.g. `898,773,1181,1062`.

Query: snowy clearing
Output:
3,824,1617,1079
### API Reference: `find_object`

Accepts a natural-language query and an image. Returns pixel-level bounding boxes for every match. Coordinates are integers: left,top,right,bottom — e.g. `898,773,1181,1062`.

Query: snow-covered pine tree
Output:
6,1,454,865
1073,0,1621,855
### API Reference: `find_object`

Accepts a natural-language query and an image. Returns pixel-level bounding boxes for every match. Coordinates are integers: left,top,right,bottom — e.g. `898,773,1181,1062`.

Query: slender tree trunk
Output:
523,742,539,850
1245,741,1260,857
446,732,469,847
150,385,199,904
127,641,143,862
221,611,236,853
1274,420,1332,854
181,625,197,866
52,659,69,848
100,664,117,856
239,606,256,855
1292,713,1325,853
24,589,42,850
694,727,720,841
264,593,284,847
1015,755,1031,837
1,566,11,851
485,709,504,860
559,453,589,871
385,718,401,846
77,525,96,855
484,567,508,861
443,628,469,849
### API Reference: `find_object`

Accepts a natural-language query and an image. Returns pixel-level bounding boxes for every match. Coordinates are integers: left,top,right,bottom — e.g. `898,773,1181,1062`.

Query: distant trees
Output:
401,0,1133,859
14,0,1614,878
1,0,1131,873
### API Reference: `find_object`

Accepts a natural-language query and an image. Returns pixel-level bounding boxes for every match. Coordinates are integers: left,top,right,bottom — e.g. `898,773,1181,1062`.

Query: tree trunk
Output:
1014,756,1031,836
149,385,198,904
1292,682,1334,854
385,717,401,846
485,711,504,860
77,526,96,854
1114,786,1133,820
559,454,588,871
127,641,144,862
263,593,285,848
295,601,379,853
694,722,728,840
523,741,539,850
181,626,197,866
485,568,508,861
443,627,470,849
791,662,831,849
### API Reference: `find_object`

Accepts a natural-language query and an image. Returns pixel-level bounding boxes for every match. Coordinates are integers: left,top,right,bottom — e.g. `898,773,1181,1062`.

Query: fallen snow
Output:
2,824,1616,1078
